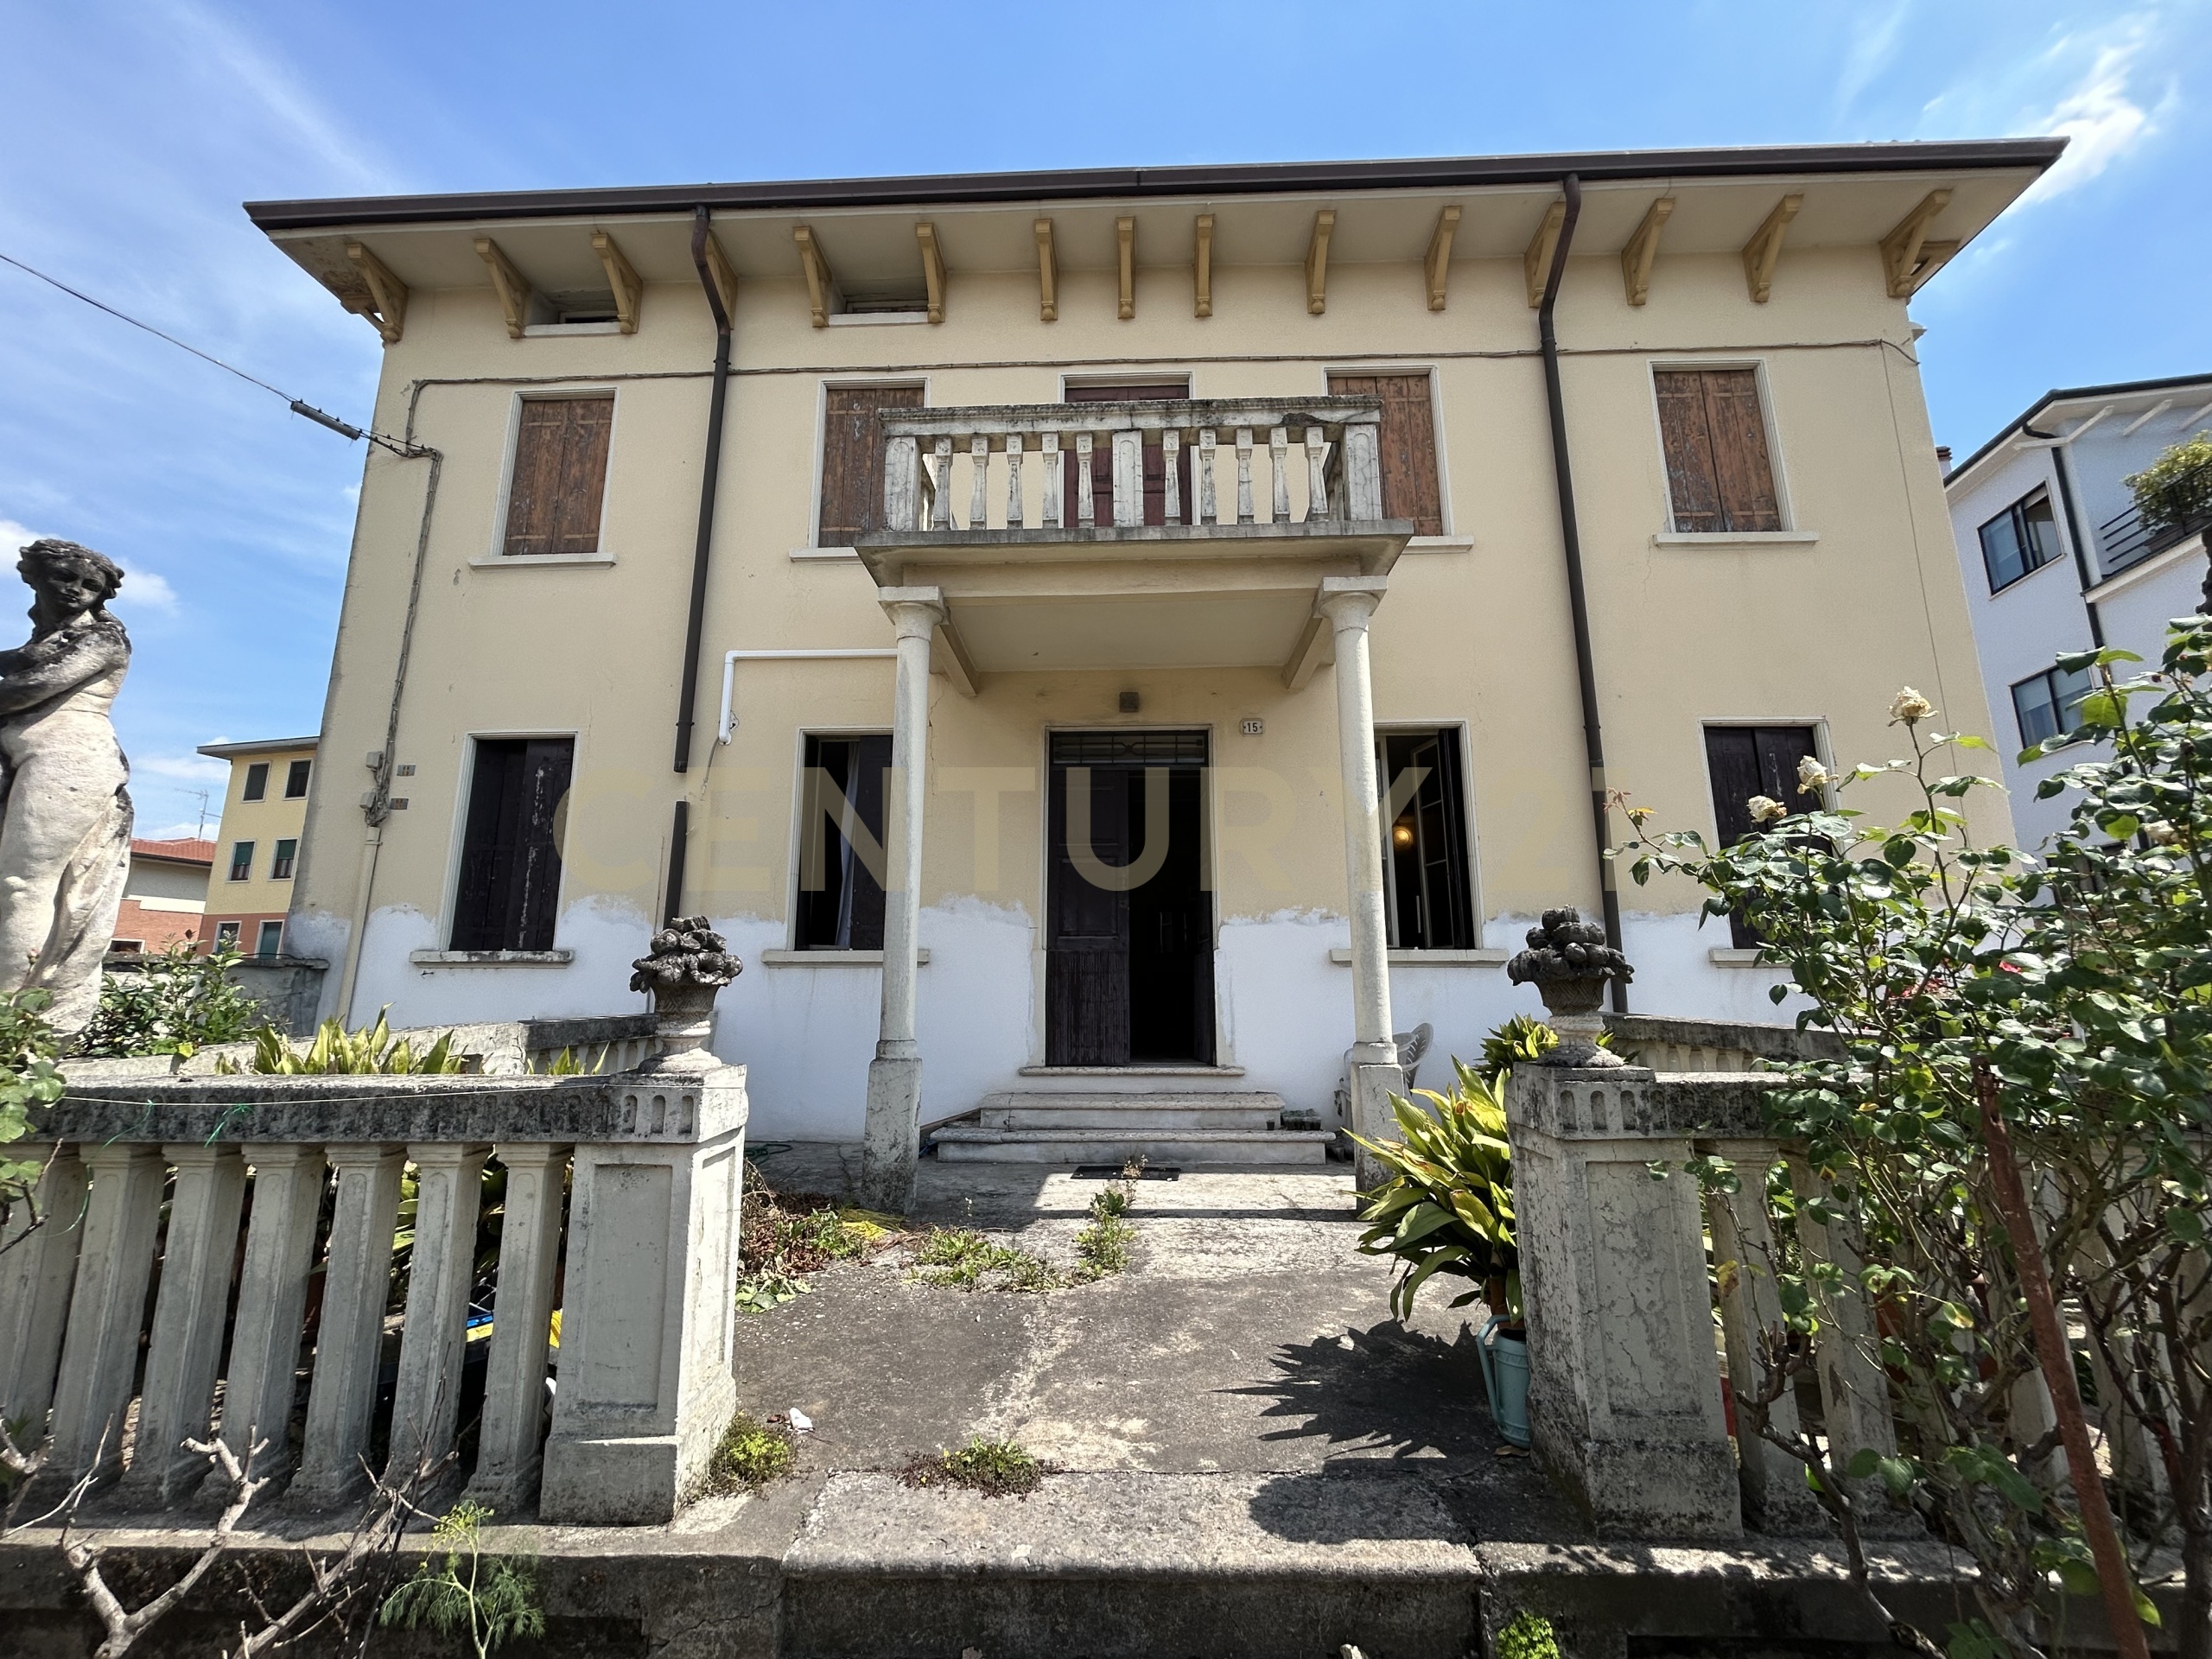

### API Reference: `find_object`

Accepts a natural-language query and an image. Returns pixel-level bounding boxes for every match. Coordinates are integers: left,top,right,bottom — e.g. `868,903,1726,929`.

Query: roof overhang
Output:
1944,371,2212,492
196,736,320,759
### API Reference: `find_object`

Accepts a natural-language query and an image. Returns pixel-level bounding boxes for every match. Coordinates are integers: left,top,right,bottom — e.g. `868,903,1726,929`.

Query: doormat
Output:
1071,1165,1181,1181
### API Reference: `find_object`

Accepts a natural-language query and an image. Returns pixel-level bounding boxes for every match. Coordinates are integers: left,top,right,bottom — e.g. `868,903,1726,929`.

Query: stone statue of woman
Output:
0,539,133,1037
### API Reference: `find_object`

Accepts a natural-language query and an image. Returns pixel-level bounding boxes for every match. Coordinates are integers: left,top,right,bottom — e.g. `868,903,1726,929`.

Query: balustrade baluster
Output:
1005,433,1024,528
1270,428,1289,522
293,1144,405,1506
882,435,920,534
1304,429,1329,523
1235,428,1255,524
385,1144,490,1484
1198,430,1218,524
466,1145,570,1510
1041,433,1063,528
930,437,954,531
968,434,990,531
1111,429,1143,528
219,1145,326,1477
0,1147,86,1435
1343,423,1383,520
1077,433,1095,527
39,1144,165,1493
1162,429,1182,524
124,1145,246,1505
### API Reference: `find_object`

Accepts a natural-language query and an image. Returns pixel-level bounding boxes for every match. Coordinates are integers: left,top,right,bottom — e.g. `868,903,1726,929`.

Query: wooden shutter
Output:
452,737,573,951
1703,725,1819,948
503,396,614,557
1327,373,1443,536
1655,369,1781,533
817,385,925,545
1063,383,1191,527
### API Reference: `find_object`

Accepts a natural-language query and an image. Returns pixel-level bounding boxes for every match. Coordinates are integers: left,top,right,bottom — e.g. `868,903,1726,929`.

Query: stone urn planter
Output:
1505,906,1632,1067
630,916,743,1072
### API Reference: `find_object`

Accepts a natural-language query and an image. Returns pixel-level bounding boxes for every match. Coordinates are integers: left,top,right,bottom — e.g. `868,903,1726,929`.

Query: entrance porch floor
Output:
3,1148,2014,1658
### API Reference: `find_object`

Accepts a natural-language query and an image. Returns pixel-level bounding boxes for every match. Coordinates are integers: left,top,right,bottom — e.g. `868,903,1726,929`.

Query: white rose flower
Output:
1890,687,1936,725
1796,756,1830,796
2145,820,2181,846
1748,795,1789,825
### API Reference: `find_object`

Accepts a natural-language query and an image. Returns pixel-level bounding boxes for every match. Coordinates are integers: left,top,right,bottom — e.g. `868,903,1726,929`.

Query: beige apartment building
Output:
198,736,318,957
249,141,2051,1161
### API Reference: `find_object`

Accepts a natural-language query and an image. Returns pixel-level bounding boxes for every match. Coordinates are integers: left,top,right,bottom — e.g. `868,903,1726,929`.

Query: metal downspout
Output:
665,207,733,921
2024,422,2107,648
1535,175,1627,1012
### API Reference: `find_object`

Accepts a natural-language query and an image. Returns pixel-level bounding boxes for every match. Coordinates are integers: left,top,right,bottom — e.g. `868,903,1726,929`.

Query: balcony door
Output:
1062,381,1192,528
1046,730,1213,1065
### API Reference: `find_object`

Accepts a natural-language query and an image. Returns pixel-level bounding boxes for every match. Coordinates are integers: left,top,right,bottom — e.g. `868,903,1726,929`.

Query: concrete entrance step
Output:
931,1124,1333,1166
980,1090,1284,1131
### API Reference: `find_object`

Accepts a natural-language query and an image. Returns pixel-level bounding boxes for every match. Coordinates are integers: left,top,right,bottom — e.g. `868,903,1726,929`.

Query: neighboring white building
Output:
1943,373,2212,849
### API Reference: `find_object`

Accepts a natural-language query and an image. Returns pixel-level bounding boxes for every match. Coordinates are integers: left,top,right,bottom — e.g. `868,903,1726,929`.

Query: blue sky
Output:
1,0,2205,836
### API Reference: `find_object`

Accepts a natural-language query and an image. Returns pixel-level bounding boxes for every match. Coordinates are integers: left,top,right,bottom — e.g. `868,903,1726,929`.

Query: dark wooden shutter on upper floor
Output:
1655,369,1782,534
503,395,615,557
1326,372,1443,536
817,385,926,545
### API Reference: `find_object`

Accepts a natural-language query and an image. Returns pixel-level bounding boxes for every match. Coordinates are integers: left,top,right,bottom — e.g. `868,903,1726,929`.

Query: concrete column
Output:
541,1068,747,1525
219,1145,327,1476
1787,1155,1916,1536
385,1144,489,1484
465,1144,569,1511
1315,575,1401,1187
121,1145,245,1505
1705,1142,1826,1533
42,1144,166,1491
0,1146,86,1436
1506,1065,1741,1538
292,1145,404,1508
859,586,946,1215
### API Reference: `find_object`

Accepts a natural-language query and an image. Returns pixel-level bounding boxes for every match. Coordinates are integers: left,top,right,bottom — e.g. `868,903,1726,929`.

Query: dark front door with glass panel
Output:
1046,730,1213,1066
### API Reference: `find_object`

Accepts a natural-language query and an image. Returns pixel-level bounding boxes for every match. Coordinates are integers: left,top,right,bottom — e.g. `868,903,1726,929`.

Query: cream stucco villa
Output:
248,140,2053,1198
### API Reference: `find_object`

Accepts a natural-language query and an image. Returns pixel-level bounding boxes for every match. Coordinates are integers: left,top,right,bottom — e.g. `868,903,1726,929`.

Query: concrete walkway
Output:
0,1147,2023,1658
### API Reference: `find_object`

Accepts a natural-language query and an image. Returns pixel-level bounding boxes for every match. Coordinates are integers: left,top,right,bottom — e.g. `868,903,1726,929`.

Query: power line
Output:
0,248,420,455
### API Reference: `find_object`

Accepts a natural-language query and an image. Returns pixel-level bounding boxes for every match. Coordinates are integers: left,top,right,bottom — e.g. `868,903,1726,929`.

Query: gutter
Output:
664,207,734,923
1535,173,1628,1014
243,138,2067,232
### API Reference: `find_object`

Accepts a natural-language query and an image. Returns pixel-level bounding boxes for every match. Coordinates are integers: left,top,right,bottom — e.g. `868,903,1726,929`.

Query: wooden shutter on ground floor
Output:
452,737,574,952
1702,724,1819,949
1326,372,1443,536
817,385,925,545
503,395,615,557
1654,369,1781,534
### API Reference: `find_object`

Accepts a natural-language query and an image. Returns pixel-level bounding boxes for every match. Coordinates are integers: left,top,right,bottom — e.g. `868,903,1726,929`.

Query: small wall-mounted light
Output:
1118,690,1141,714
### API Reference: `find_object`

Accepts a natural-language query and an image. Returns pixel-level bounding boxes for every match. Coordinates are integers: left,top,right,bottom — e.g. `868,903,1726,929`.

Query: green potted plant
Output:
1349,1060,1530,1446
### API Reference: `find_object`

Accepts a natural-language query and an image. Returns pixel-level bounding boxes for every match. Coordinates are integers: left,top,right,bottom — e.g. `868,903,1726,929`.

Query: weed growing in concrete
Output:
910,1227,1067,1292
738,1162,899,1312
1073,1170,1139,1277
378,1499,546,1658
702,1411,798,1494
1496,1611,1560,1659
899,1436,1051,1498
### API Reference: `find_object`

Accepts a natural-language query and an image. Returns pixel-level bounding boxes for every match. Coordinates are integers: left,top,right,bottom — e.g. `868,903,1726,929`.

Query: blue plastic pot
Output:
1477,1316,1532,1448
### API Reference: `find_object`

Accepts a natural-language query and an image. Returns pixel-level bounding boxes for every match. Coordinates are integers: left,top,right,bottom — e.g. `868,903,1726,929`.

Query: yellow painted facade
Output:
200,739,317,955
258,147,2045,1139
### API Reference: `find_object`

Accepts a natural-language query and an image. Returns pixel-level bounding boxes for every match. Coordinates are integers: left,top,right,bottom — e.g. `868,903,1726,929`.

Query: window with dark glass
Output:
242,763,268,802
2012,664,2094,749
270,838,297,880
794,734,892,950
256,920,284,958
1377,729,1475,950
213,921,241,950
1702,725,1821,949
284,759,313,798
1979,488,2063,592
228,842,255,881
450,737,573,951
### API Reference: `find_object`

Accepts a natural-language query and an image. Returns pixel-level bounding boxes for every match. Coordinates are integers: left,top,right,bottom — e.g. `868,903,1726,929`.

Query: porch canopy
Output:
853,395,1414,691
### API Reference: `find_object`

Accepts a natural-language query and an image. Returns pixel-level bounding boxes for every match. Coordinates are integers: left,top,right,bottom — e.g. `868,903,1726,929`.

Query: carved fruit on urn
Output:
631,916,742,1071
1507,906,1632,1067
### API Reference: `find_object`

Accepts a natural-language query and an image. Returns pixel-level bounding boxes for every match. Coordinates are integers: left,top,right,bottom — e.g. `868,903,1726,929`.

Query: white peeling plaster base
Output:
321,899,1807,1141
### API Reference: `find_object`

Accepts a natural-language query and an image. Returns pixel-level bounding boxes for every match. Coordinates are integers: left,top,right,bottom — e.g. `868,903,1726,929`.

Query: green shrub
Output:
1478,1012,1608,1076
1497,1610,1561,1659
221,1010,463,1074
1351,1058,1517,1320
77,944,260,1058
910,1226,1065,1292
378,1500,544,1658
0,988,64,1218
2123,429,2212,536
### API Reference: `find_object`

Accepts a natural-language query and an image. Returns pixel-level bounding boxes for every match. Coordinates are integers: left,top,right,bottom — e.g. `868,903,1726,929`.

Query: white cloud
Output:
0,517,41,550
143,819,212,842
116,562,180,614
2022,38,2155,202
1835,2,1913,113
137,752,229,783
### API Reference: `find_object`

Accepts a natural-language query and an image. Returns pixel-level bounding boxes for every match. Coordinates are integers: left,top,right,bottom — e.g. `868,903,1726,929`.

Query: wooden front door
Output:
1046,731,1213,1065
1062,382,1192,527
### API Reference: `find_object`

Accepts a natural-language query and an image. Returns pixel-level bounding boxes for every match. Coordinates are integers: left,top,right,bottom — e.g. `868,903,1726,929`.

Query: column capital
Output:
878,585,947,640
1315,575,1388,631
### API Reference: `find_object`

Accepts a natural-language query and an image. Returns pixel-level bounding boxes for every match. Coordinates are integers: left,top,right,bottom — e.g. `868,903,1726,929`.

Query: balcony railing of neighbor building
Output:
2095,451,2212,577
868,396,1389,543
1,1063,746,1527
